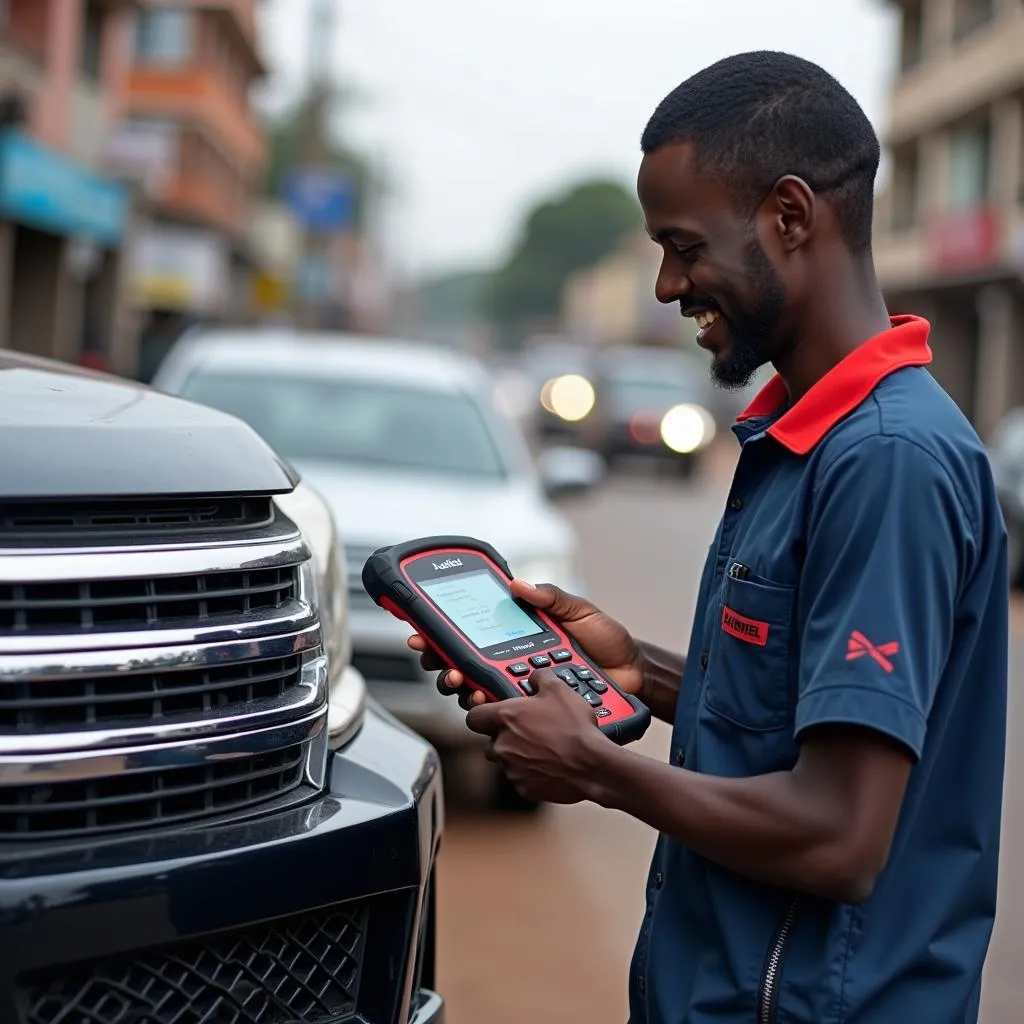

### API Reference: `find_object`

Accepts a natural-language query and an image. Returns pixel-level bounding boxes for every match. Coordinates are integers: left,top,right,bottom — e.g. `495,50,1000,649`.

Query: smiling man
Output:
410,51,1009,1023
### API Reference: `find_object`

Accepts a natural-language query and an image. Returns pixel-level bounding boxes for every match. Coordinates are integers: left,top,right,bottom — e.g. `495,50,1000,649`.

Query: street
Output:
434,447,1024,1024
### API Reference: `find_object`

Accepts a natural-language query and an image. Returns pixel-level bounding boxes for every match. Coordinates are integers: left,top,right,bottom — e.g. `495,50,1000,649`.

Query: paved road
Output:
434,448,1022,1024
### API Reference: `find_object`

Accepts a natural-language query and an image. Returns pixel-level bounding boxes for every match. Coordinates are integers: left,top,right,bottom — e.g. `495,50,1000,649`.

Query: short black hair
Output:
641,51,880,253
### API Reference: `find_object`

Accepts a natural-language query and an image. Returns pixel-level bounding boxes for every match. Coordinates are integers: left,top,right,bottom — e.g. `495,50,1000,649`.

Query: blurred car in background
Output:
987,406,1024,584
153,329,592,812
518,336,599,446
582,345,719,477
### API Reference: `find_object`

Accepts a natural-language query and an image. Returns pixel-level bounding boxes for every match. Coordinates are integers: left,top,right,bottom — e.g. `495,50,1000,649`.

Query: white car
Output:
152,328,596,811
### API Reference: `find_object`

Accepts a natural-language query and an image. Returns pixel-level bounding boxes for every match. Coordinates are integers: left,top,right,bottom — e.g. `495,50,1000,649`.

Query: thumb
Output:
510,578,593,623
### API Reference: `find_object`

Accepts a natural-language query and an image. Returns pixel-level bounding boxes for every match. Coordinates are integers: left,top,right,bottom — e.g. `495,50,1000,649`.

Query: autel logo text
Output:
432,558,463,571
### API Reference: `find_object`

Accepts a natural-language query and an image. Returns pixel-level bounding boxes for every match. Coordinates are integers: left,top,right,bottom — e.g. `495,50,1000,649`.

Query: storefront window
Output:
134,9,192,66
891,144,921,231
1018,98,1024,204
953,0,995,41
900,0,924,71
79,2,105,82
949,119,992,211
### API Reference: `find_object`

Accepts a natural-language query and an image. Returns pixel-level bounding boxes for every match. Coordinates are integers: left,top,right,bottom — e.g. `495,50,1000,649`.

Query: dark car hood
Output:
0,352,299,498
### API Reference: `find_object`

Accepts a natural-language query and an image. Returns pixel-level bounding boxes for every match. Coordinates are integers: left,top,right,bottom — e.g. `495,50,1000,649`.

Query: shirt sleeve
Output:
794,434,973,760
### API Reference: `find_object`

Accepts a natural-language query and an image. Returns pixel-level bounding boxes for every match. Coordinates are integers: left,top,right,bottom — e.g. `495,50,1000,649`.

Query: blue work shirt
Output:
628,316,1008,1024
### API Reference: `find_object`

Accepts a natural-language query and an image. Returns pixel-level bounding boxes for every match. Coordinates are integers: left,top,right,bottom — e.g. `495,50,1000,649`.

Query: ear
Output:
766,175,816,253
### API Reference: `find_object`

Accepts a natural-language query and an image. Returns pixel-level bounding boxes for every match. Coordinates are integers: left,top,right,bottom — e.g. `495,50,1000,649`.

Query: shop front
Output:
0,128,133,373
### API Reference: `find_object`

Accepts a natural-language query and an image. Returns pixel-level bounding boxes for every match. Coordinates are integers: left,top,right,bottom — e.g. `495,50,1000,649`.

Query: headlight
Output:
660,403,717,453
274,483,366,748
539,374,595,422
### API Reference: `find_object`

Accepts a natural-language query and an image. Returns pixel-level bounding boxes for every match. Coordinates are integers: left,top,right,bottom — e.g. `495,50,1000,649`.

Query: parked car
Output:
0,350,443,1024
518,337,600,447
582,345,719,477
152,328,592,812
987,406,1024,583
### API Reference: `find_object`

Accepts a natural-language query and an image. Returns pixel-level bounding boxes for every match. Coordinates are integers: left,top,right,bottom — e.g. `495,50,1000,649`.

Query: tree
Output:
487,178,642,336
416,268,492,327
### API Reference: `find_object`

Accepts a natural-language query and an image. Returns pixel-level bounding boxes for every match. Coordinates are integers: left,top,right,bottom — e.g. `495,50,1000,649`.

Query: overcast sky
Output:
255,0,901,279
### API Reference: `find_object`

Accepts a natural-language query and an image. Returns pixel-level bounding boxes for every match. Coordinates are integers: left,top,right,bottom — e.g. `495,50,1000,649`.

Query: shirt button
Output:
699,650,708,669
654,872,664,888
674,749,685,766
729,496,743,511
638,976,646,994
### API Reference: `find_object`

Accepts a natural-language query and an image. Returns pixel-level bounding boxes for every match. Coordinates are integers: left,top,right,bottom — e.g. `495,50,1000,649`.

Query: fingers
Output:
435,669,487,711
435,667,465,691
406,633,446,673
404,635,484,707
509,578,594,623
465,701,503,737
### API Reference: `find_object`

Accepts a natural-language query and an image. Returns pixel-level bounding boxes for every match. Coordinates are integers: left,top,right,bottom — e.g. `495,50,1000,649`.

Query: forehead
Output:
638,141,741,236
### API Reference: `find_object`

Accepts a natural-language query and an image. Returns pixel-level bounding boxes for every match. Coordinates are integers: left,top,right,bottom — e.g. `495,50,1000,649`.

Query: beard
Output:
709,238,788,390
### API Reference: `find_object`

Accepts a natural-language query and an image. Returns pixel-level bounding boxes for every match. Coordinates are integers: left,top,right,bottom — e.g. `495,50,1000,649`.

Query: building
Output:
0,0,139,373
561,232,695,348
104,0,268,379
873,0,1024,437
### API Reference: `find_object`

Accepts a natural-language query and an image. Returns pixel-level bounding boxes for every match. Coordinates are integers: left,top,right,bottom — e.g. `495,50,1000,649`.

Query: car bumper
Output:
348,602,483,749
411,988,446,1024
0,703,445,1024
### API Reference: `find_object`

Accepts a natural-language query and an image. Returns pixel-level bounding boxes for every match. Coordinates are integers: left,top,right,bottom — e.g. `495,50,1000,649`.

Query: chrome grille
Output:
0,497,329,841
0,654,302,733
0,743,308,840
0,496,275,543
0,566,298,636
19,900,368,1024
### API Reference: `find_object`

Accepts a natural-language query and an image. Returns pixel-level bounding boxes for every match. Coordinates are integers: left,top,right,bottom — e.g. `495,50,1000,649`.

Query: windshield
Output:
177,371,509,479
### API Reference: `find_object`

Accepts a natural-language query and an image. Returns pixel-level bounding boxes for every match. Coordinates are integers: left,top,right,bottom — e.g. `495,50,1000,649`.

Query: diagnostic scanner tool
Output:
361,535,651,745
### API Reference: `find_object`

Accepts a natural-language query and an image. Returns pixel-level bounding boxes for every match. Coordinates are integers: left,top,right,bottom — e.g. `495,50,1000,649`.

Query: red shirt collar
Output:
735,315,932,455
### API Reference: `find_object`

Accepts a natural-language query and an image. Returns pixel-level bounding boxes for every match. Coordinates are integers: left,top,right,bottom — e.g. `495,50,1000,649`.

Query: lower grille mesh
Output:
20,901,368,1024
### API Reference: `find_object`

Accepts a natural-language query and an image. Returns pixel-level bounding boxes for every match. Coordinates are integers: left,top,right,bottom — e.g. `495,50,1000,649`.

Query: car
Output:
0,350,443,1024
518,337,600,447
582,345,719,476
152,328,592,812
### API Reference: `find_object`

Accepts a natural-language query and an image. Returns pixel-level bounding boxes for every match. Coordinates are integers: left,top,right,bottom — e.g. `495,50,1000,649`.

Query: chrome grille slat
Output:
0,655,303,732
0,745,308,840
0,496,275,539
0,566,298,636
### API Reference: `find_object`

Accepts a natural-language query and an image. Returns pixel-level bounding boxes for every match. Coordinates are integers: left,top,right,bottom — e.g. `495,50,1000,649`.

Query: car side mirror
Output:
536,445,604,500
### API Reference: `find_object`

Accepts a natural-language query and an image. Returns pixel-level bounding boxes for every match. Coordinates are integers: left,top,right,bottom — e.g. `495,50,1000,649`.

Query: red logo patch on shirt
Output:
846,631,900,673
721,605,769,647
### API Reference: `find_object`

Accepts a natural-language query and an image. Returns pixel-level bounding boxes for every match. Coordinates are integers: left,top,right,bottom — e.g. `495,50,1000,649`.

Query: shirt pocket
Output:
704,563,796,732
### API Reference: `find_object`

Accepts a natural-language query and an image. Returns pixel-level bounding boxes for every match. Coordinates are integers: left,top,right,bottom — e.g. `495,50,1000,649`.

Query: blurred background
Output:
2,0,1023,1021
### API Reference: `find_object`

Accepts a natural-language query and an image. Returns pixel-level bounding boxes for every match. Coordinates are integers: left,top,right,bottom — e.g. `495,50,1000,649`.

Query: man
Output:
409,51,1008,1023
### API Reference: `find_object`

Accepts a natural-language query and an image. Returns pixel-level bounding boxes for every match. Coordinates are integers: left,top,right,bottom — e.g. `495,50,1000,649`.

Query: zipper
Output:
728,561,751,580
758,897,799,1024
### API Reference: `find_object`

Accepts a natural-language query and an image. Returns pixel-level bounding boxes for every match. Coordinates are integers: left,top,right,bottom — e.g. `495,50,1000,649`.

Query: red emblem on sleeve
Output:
846,631,900,673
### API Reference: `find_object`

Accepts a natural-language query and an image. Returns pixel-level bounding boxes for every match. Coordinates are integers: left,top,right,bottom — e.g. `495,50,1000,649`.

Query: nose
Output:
654,256,692,306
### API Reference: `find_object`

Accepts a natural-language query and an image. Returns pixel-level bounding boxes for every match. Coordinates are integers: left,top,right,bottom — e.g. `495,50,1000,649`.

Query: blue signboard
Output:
284,167,353,233
0,130,128,245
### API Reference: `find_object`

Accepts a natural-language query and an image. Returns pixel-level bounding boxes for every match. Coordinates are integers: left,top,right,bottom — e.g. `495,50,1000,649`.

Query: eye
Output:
673,242,702,262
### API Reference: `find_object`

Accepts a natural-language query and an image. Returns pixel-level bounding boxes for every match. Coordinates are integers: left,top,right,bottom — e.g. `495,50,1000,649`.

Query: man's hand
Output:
464,669,608,805
407,577,683,722
407,578,646,706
